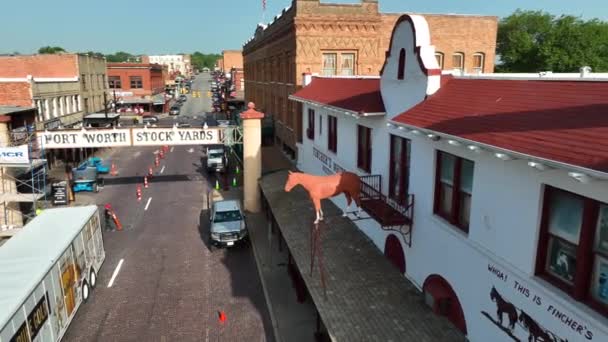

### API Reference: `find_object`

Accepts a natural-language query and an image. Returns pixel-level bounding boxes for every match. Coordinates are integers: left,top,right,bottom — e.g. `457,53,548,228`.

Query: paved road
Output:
63,74,275,342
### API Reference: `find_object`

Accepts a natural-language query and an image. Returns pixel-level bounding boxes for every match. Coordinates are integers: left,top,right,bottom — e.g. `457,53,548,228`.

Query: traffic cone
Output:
218,311,226,323
110,209,123,231
148,167,153,177
144,176,149,188
136,185,142,201
155,156,160,166
111,163,118,176
215,179,220,190
232,177,237,187
235,165,240,174
159,150,165,159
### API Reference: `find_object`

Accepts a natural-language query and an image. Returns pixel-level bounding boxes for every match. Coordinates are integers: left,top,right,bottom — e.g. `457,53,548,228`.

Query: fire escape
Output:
359,175,415,247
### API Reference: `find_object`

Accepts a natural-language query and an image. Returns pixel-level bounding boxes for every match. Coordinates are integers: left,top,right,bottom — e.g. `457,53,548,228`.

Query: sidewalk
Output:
246,145,318,342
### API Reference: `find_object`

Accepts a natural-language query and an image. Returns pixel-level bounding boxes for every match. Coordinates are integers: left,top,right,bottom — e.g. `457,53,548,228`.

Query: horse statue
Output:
284,171,362,224
490,286,518,331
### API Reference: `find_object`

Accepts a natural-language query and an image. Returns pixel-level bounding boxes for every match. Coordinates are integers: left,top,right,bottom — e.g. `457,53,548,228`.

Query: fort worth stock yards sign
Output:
37,127,221,149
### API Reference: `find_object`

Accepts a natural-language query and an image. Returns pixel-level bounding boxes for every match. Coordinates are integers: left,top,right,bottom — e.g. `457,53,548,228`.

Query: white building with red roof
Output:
290,13,608,341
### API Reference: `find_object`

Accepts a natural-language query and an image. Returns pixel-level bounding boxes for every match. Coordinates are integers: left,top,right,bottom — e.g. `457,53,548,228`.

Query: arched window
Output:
473,52,485,73
451,52,464,73
423,274,467,334
434,52,444,69
397,48,406,80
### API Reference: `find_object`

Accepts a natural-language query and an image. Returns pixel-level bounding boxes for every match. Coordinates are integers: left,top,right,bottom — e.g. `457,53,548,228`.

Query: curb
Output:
246,215,282,342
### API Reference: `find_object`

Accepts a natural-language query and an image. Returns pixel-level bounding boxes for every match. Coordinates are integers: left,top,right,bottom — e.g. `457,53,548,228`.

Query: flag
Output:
263,0,266,11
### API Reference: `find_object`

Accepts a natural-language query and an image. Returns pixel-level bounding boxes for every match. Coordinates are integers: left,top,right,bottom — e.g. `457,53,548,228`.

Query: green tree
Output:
497,10,608,72
38,46,67,54
105,51,135,63
191,51,221,70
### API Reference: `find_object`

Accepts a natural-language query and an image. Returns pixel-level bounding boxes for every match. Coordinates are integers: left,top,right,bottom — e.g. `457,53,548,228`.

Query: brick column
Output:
240,102,264,213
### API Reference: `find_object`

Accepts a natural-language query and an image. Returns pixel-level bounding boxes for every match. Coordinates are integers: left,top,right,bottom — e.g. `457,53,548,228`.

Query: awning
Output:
152,94,166,105
259,170,465,341
120,97,152,105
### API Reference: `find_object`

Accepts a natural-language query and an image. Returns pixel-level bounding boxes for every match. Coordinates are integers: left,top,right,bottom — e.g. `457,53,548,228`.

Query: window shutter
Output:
366,127,372,172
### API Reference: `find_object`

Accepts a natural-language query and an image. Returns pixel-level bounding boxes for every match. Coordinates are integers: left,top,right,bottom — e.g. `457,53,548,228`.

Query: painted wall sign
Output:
312,147,346,175
482,262,595,341
0,145,29,164
36,127,222,149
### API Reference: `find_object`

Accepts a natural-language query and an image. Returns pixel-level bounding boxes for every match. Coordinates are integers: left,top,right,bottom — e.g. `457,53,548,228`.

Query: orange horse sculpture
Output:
284,171,362,224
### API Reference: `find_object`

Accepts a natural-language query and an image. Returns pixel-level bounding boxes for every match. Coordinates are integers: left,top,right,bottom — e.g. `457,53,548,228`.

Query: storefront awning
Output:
259,170,465,341
153,94,166,105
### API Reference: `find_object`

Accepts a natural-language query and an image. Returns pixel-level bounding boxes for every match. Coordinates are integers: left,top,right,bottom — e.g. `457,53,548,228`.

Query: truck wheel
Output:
82,281,90,302
89,268,97,288
94,183,99,193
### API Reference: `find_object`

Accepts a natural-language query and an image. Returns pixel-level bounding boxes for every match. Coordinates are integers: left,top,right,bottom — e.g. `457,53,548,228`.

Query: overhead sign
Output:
38,129,132,148
0,145,30,164
36,127,221,149
131,127,220,146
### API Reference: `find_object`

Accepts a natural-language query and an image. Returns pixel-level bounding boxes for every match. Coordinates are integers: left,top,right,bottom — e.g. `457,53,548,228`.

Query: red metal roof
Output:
392,78,608,173
291,77,385,114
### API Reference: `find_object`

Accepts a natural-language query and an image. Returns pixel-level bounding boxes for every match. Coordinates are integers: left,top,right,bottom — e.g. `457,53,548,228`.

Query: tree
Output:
191,52,221,70
105,51,135,63
38,46,67,54
497,10,608,72
83,51,105,59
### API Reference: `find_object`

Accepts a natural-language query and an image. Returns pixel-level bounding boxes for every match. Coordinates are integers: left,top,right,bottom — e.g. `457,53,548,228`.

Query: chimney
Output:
302,72,312,87
580,66,592,78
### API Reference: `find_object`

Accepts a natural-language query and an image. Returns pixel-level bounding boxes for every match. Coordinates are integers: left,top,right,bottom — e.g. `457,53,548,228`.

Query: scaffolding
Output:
0,125,47,233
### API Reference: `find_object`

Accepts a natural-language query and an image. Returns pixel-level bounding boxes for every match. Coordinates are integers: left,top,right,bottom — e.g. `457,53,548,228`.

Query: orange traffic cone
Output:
136,185,142,201
159,150,165,159
155,156,160,167
144,176,149,188
148,167,153,177
111,163,118,176
110,209,123,231
218,311,226,323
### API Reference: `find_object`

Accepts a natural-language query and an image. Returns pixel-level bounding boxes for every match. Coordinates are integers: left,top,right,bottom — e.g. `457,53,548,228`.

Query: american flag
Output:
263,0,266,11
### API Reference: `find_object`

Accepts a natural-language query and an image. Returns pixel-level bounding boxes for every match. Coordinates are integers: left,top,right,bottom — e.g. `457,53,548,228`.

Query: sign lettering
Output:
10,293,50,342
36,127,221,149
0,145,30,165
313,147,345,175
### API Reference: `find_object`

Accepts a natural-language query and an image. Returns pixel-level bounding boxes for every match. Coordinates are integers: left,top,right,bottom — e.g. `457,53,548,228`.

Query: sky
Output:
1,0,606,55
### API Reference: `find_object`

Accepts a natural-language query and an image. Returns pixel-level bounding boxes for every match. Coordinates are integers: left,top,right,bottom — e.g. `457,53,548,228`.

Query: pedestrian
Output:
104,203,115,231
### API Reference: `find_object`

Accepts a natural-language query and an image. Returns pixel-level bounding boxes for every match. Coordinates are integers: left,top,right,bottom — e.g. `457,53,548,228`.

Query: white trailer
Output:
0,205,105,342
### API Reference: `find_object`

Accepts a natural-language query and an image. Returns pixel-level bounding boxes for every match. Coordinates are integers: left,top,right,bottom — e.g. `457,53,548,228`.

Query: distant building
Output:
146,55,192,78
243,0,497,161
106,63,169,114
221,50,243,71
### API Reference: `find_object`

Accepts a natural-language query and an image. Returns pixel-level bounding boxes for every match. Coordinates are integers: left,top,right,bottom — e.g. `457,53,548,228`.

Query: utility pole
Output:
113,89,117,113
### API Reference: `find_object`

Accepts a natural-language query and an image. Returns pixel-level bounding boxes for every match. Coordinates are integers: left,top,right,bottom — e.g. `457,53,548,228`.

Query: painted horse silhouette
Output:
284,171,362,224
490,286,518,331
519,311,568,342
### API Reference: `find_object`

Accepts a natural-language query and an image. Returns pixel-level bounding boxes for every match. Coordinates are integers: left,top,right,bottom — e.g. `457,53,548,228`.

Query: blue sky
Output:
1,0,606,55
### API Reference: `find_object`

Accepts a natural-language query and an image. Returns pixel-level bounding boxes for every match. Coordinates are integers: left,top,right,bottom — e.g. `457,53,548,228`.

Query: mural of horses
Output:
284,171,362,224
490,286,518,331
519,311,567,342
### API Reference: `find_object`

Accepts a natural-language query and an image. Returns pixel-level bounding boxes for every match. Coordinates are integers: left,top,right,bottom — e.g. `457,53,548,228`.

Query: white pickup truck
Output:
206,145,227,173
208,198,248,248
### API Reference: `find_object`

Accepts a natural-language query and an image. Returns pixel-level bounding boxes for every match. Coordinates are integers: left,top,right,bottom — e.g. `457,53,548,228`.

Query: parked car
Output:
169,106,180,115
179,94,187,102
209,199,248,248
142,115,159,124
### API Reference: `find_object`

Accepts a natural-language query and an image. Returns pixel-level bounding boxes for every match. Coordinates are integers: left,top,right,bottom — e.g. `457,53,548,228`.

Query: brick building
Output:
106,63,169,114
242,0,497,160
0,54,108,129
222,50,243,71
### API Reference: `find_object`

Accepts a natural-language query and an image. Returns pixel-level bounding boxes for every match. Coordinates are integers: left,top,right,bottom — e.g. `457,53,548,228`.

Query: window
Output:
109,76,121,89
130,76,143,89
306,109,315,140
328,115,337,153
452,53,464,73
81,74,87,90
341,53,355,76
537,187,608,316
319,113,322,135
435,52,444,69
322,53,337,76
389,135,411,204
397,48,406,80
357,125,371,172
434,151,474,232
473,53,485,73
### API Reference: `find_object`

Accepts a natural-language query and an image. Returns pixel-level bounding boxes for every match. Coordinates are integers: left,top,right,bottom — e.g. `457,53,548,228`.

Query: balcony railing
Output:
359,174,415,246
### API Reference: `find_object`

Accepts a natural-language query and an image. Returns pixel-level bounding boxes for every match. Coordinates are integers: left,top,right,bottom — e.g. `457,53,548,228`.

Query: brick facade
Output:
0,82,32,107
107,63,165,97
0,54,78,78
222,50,243,70
243,0,497,158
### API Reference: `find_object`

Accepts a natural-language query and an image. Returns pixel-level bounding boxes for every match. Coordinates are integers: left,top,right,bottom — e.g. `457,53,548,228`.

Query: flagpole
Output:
262,0,266,23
